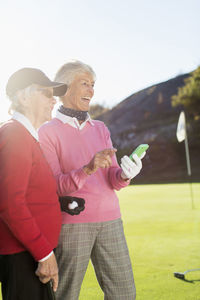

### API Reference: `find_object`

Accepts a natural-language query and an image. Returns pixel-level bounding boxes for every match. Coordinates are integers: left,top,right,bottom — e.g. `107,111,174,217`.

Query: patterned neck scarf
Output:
58,105,88,121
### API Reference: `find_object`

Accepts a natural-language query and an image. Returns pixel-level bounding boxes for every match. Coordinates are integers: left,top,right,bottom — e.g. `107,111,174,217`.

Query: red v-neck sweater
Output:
0,120,62,261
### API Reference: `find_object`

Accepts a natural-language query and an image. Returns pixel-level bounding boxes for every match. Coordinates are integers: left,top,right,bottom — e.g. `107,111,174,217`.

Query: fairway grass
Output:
79,183,200,300
1,183,200,300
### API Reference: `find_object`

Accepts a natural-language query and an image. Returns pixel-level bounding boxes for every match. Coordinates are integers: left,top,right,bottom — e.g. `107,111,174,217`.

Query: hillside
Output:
96,73,200,183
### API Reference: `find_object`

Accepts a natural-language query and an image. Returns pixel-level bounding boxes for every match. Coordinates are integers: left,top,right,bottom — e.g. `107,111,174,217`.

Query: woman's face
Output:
27,87,56,125
36,87,56,122
63,72,95,111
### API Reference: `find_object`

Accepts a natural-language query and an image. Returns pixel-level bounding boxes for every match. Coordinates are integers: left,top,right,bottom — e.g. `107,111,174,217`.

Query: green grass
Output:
79,183,200,300
1,183,200,300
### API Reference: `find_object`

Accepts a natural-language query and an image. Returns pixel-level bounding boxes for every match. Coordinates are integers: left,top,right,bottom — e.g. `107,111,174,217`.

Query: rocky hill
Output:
96,73,200,184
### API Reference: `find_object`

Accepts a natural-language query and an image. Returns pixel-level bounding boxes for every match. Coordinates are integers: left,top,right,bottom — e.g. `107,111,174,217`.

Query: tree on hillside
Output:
89,104,109,119
171,66,200,119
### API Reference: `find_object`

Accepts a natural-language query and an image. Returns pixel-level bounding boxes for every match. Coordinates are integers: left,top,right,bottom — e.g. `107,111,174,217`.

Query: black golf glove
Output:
59,196,85,216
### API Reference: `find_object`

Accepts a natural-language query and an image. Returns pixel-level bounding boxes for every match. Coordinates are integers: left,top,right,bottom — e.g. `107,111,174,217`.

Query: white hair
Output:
8,85,38,114
54,60,96,86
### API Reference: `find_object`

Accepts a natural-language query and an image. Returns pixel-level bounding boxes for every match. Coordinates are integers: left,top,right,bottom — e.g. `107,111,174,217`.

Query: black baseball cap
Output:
6,67,67,97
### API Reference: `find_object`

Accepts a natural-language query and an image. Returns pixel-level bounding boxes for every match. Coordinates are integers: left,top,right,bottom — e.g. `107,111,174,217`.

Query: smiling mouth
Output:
82,97,91,102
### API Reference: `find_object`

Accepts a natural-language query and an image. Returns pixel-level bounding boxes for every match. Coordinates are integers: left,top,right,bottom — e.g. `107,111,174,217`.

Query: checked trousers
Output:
55,218,136,300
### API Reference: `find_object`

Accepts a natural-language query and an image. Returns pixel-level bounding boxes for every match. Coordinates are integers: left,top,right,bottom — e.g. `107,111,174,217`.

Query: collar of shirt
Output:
12,111,39,141
55,110,94,130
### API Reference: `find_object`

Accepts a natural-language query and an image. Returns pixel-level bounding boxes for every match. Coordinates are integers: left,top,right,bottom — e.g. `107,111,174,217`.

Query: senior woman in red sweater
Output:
39,60,146,300
0,68,67,300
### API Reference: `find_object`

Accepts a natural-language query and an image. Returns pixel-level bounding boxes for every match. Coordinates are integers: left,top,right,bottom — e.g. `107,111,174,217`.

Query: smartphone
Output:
129,144,149,160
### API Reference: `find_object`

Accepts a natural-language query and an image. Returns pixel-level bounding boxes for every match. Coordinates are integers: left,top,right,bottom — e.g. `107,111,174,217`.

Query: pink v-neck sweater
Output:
39,118,129,223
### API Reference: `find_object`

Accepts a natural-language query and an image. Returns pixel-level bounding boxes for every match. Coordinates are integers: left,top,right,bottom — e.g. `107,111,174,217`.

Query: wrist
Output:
83,165,93,175
122,176,130,181
121,174,130,181
38,251,53,262
120,170,129,180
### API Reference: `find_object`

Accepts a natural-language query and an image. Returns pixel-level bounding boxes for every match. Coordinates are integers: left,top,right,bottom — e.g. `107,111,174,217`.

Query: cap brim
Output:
43,81,67,96
52,82,68,96
53,84,68,97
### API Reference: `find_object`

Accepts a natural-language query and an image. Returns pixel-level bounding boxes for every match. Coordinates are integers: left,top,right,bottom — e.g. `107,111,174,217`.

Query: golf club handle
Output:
184,268,200,274
47,281,56,300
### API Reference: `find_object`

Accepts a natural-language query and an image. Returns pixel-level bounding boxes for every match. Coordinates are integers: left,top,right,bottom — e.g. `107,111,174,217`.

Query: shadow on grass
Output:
174,277,200,284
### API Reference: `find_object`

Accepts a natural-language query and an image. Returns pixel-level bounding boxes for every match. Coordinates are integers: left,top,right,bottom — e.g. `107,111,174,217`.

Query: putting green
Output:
79,183,200,300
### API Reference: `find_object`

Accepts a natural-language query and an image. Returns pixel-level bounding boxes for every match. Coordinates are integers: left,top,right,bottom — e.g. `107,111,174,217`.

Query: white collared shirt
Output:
12,111,39,141
56,110,94,130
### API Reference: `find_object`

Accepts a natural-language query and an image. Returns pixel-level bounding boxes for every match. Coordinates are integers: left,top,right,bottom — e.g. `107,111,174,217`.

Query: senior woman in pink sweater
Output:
39,60,144,300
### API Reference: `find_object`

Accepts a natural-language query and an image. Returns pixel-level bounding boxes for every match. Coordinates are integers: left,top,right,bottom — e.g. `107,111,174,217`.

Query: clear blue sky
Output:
0,0,199,122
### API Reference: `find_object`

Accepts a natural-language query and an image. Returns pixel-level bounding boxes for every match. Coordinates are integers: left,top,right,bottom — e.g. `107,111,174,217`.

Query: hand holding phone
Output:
120,154,142,180
120,144,149,180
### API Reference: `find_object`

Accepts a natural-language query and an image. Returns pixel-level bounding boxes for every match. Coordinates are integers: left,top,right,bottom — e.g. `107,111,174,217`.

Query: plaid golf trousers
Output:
55,218,136,300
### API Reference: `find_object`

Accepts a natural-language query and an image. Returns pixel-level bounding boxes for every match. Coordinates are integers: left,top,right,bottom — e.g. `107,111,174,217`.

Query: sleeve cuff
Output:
38,251,53,262
118,169,131,186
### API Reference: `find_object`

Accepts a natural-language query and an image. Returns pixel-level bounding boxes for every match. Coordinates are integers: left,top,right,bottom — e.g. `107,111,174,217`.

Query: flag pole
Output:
184,125,191,176
184,124,194,209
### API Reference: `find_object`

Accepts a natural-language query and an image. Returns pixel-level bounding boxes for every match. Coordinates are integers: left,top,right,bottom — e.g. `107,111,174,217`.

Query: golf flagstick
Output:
176,111,194,209
174,112,198,281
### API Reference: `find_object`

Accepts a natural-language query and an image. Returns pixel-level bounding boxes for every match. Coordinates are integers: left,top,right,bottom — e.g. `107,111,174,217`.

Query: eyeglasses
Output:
37,88,54,98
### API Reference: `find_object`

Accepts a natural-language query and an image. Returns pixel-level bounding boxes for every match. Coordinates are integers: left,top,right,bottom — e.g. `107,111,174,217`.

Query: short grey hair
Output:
54,60,96,86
